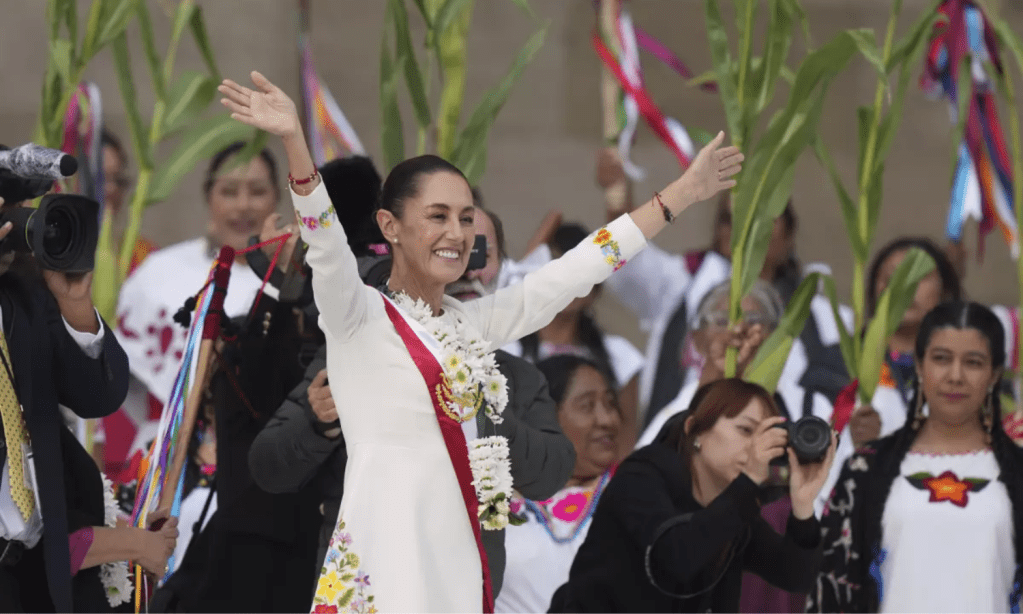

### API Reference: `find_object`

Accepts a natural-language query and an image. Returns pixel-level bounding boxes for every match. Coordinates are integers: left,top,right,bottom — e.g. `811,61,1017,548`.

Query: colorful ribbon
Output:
59,82,104,203
922,0,1017,259
594,2,697,176
298,0,365,166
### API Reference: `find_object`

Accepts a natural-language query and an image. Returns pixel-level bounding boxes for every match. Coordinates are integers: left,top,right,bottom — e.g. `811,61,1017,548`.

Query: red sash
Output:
382,297,495,613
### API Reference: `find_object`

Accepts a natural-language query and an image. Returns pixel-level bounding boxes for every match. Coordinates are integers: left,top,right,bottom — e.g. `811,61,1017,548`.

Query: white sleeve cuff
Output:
62,308,105,359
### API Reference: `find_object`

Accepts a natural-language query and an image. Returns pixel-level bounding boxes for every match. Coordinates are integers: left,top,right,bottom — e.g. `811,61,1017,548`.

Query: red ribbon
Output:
831,379,860,433
382,297,495,613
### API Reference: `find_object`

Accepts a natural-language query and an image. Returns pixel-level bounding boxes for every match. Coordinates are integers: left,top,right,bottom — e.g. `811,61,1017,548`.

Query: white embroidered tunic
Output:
292,182,646,613
879,450,1015,613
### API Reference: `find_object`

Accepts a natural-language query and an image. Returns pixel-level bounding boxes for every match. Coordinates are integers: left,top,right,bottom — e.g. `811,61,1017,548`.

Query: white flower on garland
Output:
100,476,133,606
469,437,515,530
391,291,513,529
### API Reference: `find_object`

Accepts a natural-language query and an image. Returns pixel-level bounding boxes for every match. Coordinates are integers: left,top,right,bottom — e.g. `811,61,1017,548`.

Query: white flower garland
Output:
100,476,133,606
392,292,513,529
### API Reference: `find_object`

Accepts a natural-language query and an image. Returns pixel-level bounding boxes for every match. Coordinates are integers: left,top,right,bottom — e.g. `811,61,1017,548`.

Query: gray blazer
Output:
248,346,575,597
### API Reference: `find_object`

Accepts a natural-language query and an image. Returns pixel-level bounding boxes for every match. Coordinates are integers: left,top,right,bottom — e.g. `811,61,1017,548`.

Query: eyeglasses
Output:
699,312,772,329
108,174,131,189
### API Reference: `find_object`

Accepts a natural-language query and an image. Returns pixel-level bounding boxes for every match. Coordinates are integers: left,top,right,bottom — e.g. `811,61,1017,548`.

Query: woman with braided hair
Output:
809,301,1023,613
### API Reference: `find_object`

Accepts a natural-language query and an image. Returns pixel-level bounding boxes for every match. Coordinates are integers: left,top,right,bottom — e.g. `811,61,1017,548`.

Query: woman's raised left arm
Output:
464,132,742,347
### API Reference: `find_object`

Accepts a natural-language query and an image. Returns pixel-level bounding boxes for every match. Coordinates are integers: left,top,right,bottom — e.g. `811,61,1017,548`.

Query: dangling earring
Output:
983,386,995,434
912,389,925,429
693,439,701,452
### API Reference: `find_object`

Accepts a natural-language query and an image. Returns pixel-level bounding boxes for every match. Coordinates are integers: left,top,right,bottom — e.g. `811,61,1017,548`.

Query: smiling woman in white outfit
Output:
217,70,743,614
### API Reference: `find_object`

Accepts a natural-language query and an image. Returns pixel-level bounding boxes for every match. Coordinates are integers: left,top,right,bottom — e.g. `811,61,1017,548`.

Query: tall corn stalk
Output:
380,0,546,184
813,0,941,404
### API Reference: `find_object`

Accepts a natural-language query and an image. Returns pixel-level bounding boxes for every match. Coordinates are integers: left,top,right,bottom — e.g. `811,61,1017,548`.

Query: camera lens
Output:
791,416,831,463
43,207,74,258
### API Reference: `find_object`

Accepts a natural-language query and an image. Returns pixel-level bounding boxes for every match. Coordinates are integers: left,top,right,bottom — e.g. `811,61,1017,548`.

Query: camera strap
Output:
644,512,749,600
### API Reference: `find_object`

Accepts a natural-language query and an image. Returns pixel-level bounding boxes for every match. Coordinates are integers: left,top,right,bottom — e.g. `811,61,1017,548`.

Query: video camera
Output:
0,143,99,273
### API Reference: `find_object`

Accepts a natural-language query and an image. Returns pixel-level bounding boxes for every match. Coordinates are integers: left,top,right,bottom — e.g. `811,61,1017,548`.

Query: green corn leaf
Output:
111,33,153,170
81,0,105,61
812,136,865,262
390,0,432,130
50,39,74,86
735,0,759,123
687,69,718,89
886,0,941,74
433,0,475,45
162,71,217,135
858,247,935,401
435,0,474,158
855,105,873,187
189,6,219,78
148,116,257,204
745,273,822,392
755,0,794,115
135,1,165,99
779,0,810,46
59,0,77,64
847,29,886,81
688,127,717,148
508,0,535,19
380,5,406,173
864,162,885,252
410,0,431,26
232,130,271,174
737,164,796,301
164,0,198,84
705,0,741,147
97,0,138,49
451,23,547,184
819,275,857,381
46,0,62,42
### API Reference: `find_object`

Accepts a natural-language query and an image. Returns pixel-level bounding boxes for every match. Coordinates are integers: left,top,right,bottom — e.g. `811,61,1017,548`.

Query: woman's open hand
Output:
678,131,743,203
219,71,300,138
788,431,838,520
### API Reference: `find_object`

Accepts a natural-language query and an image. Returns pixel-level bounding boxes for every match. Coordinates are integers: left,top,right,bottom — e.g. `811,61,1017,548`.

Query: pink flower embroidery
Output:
551,493,590,522
313,605,338,613
510,499,523,515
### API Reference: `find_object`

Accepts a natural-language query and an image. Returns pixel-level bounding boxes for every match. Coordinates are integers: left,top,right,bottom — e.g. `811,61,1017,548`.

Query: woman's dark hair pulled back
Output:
378,154,467,218
535,355,615,410
202,141,280,200
866,237,962,317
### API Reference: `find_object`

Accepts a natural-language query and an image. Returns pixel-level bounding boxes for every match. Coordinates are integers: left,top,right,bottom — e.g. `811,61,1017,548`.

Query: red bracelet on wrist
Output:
654,192,675,224
288,169,319,186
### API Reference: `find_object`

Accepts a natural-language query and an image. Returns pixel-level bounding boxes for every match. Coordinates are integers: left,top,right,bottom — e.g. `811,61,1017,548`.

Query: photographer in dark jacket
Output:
0,187,132,613
551,378,835,613
249,201,576,596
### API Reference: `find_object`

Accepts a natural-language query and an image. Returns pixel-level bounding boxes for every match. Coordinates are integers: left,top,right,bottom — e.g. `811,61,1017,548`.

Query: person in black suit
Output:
550,378,836,613
0,191,147,613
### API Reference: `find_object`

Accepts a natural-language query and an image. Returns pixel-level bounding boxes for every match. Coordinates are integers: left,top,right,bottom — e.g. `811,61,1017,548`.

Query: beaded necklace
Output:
522,469,613,544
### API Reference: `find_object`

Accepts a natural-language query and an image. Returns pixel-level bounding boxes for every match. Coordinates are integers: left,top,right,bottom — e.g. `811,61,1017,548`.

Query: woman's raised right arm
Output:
220,71,370,341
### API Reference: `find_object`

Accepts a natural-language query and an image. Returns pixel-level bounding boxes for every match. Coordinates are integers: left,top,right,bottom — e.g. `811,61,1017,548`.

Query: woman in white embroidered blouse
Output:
218,70,742,614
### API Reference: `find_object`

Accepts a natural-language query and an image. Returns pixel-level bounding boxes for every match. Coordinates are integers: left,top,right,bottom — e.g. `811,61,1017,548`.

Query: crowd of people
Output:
1,65,1021,614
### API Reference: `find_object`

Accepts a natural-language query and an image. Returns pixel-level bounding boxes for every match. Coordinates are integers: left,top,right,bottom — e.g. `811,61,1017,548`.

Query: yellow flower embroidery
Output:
317,571,344,603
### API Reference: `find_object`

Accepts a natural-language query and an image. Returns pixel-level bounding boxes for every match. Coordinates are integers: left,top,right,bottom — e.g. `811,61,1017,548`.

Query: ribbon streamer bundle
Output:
298,0,365,166
593,0,700,178
129,246,234,612
922,0,1018,259
59,81,104,202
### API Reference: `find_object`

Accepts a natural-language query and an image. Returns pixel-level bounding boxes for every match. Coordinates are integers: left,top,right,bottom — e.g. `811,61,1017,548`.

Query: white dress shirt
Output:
0,305,105,547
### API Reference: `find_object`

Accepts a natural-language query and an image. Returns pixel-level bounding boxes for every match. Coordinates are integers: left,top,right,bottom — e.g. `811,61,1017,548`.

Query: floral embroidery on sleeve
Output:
312,518,376,614
593,228,627,271
301,204,337,231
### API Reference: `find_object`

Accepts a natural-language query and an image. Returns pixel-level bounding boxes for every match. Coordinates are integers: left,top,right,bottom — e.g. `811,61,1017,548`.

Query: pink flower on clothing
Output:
551,493,590,522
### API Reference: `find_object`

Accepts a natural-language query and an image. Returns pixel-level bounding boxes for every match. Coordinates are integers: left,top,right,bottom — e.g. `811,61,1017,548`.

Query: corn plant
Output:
37,0,265,324
380,0,546,184
812,0,941,404
704,0,887,380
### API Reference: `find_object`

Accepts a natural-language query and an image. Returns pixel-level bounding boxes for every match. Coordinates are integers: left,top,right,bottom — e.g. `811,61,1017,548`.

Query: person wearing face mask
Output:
495,355,621,614
549,378,836,613
220,69,740,613
114,142,282,472
247,201,576,601
809,302,1023,613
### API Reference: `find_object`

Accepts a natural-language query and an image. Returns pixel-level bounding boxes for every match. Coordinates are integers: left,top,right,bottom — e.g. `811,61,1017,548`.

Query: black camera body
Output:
0,194,100,273
771,415,831,465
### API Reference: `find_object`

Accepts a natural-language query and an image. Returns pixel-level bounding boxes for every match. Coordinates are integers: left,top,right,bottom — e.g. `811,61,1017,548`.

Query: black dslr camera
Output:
771,415,831,465
0,144,99,273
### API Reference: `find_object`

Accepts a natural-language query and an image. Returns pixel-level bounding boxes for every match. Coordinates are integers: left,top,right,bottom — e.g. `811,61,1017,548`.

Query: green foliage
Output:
380,0,545,184
37,1,263,323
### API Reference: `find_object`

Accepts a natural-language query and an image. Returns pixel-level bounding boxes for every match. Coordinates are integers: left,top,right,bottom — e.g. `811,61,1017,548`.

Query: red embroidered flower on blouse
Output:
313,605,338,613
551,492,590,522
907,470,991,508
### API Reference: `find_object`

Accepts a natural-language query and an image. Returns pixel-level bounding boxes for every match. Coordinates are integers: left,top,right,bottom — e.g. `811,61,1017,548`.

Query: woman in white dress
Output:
217,70,743,613
496,355,621,613
809,301,1023,613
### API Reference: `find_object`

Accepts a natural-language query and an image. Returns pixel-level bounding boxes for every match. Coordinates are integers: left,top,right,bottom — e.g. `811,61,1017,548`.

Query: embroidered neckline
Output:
907,448,993,458
389,290,514,530
519,470,613,544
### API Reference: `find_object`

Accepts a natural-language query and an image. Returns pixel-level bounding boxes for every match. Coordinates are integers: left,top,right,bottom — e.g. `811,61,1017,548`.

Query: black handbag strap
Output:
644,512,748,600
193,478,216,535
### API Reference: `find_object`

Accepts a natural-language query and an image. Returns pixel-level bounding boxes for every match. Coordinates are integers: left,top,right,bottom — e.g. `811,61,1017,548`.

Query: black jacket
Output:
248,347,576,596
551,442,823,613
0,274,129,613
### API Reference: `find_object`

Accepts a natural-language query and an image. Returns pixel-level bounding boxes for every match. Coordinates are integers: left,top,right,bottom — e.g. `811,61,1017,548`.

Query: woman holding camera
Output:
550,378,836,612
218,69,741,613
809,301,1023,613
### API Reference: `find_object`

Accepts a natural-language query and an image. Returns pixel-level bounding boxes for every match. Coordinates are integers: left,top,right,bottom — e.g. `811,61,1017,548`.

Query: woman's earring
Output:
693,439,701,452
912,390,925,430
983,386,995,434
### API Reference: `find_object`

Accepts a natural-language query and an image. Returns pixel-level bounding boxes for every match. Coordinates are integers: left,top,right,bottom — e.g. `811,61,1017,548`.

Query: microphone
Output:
0,143,78,180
